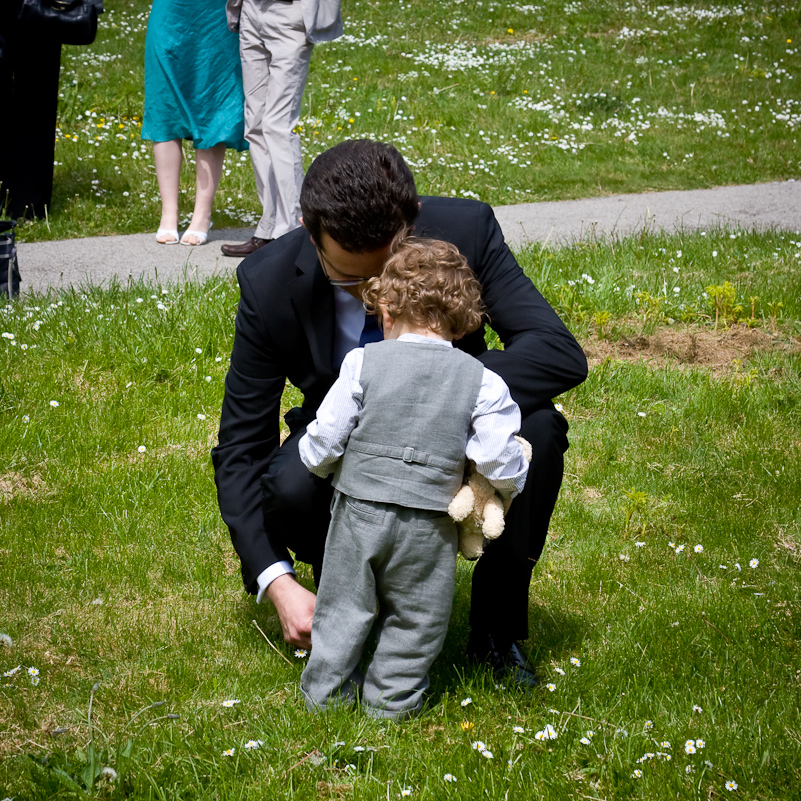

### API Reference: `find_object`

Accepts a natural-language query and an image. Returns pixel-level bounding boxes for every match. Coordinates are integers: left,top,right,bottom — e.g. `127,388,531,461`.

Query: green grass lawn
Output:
9,0,801,242
2,227,799,799
3,0,801,797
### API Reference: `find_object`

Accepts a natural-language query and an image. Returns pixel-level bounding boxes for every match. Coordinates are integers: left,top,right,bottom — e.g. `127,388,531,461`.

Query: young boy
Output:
297,238,529,719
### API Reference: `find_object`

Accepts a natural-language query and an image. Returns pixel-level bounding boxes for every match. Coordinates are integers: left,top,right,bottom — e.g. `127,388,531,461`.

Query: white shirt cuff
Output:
255,561,296,604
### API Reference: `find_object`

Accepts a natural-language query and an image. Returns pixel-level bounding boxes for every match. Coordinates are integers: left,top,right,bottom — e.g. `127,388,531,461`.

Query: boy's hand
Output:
266,574,316,649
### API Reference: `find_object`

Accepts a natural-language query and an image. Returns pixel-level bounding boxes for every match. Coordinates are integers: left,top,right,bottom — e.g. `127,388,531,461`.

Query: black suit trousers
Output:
261,405,569,642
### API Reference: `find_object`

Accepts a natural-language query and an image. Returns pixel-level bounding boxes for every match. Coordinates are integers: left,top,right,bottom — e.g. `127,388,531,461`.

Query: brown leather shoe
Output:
220,236,272,257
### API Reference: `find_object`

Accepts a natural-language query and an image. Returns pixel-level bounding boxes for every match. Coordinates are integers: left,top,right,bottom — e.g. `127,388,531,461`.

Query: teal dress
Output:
142,0,248,151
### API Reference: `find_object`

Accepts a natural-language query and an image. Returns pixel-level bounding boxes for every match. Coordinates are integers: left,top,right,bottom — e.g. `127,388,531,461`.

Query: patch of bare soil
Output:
583,324,797,373
0,472,48,503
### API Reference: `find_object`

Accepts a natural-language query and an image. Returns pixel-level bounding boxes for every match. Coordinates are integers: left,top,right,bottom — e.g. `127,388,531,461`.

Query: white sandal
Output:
180,221,213,246
156,228,179,245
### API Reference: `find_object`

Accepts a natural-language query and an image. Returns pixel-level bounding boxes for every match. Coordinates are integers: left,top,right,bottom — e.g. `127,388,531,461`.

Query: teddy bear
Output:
448,435,532,560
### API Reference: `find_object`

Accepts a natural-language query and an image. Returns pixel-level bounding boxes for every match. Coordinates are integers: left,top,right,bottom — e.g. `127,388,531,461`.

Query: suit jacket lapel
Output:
289,235,335,377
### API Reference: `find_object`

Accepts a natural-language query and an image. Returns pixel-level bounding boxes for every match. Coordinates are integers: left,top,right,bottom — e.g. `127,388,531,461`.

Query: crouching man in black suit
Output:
212,139,587,687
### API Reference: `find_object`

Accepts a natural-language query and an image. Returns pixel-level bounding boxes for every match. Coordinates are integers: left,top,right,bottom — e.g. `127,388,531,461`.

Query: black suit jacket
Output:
212,197,588,592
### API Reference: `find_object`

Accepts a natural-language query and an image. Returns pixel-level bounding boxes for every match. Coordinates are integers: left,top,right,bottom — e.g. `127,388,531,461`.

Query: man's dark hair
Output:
300,139,419,253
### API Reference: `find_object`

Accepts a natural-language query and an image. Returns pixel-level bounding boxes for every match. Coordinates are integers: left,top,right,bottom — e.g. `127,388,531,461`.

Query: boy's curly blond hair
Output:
362,238,485,340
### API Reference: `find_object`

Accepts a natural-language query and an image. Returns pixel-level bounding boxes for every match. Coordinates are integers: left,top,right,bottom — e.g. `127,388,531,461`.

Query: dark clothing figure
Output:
0,1,62,219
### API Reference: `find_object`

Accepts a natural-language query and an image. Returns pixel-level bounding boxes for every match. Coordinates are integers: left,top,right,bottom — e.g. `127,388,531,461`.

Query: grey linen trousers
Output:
300,491,458,719
239,0,313,240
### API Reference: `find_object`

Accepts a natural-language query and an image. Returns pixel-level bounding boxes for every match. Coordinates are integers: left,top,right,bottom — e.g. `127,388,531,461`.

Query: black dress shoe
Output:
220,236,272,257
468,634,540,690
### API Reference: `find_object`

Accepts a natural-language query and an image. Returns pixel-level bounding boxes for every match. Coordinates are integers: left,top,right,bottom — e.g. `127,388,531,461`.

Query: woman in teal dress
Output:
142,0,248,245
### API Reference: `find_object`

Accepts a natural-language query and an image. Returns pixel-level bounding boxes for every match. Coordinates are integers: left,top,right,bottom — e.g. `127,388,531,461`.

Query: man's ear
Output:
299,217,316,244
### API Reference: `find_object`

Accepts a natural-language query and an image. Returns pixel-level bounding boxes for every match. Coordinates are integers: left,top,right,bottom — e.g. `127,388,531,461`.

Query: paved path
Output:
15,180,801,294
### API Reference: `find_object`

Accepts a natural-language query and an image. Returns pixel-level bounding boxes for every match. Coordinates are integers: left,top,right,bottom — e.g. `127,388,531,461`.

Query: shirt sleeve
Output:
466,368,529,499
254,560,296,604
298,348,364,477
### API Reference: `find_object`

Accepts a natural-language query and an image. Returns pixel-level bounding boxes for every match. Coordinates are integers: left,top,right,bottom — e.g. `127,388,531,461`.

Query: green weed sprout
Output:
593,310,611,339
767,300,784,334
622,487,650,538
705,281,743,329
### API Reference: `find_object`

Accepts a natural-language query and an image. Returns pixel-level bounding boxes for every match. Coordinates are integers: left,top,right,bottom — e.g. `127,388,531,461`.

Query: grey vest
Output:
333,339,484,511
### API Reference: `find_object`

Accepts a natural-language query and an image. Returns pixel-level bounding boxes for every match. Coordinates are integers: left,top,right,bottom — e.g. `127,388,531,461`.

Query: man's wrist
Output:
255,561,296,604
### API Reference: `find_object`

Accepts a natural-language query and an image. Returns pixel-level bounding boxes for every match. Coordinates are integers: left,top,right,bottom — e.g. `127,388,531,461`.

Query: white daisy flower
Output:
537,724,557,740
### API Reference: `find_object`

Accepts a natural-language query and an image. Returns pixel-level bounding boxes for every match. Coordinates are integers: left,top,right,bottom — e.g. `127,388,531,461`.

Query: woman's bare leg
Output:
182,144,225,244
153,139,182,242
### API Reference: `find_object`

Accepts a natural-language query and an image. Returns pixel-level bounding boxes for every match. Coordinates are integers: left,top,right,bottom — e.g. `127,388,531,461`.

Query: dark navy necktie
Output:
358,312,382,346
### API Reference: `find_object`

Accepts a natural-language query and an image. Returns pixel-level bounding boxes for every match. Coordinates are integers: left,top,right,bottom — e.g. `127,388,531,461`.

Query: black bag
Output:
0,221,21,300
17,0,102,46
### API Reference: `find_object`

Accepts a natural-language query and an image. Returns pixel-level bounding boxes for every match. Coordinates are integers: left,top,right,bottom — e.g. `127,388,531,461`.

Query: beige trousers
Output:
239,0,313,240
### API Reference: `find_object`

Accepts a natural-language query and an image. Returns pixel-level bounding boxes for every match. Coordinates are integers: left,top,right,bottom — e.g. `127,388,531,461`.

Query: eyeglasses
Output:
317,247,370,287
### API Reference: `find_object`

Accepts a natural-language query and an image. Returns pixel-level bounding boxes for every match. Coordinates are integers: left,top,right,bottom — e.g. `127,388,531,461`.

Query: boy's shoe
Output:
467,634,539,690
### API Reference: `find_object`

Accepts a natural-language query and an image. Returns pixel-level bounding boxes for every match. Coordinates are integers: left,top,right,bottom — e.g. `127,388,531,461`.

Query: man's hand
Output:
266,573,316,649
